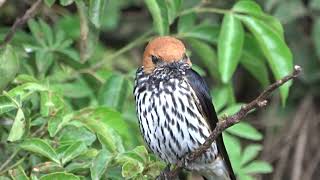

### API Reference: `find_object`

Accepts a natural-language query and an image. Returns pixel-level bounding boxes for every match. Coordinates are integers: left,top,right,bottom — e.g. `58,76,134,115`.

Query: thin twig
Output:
160,65,302,179
0,149,20,172
0,0,42,48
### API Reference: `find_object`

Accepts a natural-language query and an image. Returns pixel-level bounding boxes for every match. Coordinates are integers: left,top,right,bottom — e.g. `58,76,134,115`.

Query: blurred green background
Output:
0,0,319,179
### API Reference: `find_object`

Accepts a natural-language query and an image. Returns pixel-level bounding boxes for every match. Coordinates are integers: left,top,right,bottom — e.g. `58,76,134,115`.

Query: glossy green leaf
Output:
240,144,262,166
241,161,273,174
40,91,65,118
211,86,229,112
238,15,293,104
233,0,284,39
65,161,91,173
144,0,169,35
223,133,241,172
9,166,29,180
179,24,220,44
59,0,74,6
218,13,244,83
7,108,25,142
0,100,16,115
20,138,59,164
61,142,87,165
166,0,182,24
187,38,219,79
0,45,19,91
31,162,63,174
45,0,56,7
40,172,79,180
89,0,107,28
218,103,243,118
98,74,129,112
178,13,196,33
226,122,263,141
90,149,113,180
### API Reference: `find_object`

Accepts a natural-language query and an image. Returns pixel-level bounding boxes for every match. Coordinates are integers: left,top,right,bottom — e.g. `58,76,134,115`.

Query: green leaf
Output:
28,19,46,46
121,160,144,178
48,112,71,137
0,99,16,115
35,50,53,75
52,78,92,98
187,38,219,79
178,13,196,33
98,74,129,112
40,172,80,180
45,0,56,7
7,108,25,142
9,166,29,180
0,45,19,91
233,0,284,39
90,149,113,180
211,85,230,112
31,162,63,174
240,144,262,166
80,118,124,153
20,138,59,164
218,13,244,83
166,0,182,24
241,161,273,174
238,15,293,104
61,141,87,165
179,24,220,44
223,133,241,172
59,0,74,6
226,122,263,141
40,91,65,118
144,0,169,35
218,103,243,117
59,126,96,146
89,0,107,28
39,19,54,46
312,18,320,58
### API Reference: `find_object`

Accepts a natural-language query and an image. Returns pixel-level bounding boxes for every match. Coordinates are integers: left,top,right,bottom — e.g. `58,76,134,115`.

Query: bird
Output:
133,36,236,180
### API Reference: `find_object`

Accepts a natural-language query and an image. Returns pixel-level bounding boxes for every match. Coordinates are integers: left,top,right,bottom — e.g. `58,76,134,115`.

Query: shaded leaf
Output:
9,166,29,180
90,149,113,180
178,13,196,33
166,0,182,24
179,24,220,44
45,0,56,7
312,18,320,58
238,15,293,104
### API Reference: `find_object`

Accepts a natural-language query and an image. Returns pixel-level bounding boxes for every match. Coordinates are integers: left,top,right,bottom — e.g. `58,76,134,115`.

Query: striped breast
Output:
134,67,218,167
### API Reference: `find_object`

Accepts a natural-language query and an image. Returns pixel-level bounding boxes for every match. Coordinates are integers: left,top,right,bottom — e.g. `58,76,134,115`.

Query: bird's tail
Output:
201,158,236,180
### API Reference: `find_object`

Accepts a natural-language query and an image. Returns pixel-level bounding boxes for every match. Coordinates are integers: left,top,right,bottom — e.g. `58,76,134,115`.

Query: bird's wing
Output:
185,68,236,180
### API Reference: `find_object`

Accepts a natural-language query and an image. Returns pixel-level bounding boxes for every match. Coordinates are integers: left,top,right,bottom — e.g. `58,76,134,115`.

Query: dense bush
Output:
1,0,318,179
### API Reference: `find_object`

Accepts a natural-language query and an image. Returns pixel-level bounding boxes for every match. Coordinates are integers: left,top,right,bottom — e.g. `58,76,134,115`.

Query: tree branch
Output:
159,65,302,179
0,0,42,48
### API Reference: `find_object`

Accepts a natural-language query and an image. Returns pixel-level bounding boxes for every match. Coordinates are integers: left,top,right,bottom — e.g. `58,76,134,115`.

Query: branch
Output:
159,65,302,179
0,0,42,48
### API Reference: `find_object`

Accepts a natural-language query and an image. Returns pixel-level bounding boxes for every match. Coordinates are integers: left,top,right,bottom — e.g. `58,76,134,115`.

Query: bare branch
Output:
0,0,42,48
159,65,302,179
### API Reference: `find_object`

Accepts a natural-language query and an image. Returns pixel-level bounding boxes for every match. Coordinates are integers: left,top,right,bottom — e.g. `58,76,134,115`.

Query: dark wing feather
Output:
185,69,236,180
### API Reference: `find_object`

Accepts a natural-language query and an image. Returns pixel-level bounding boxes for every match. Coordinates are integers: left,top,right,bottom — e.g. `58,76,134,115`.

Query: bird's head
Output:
143,36,192,74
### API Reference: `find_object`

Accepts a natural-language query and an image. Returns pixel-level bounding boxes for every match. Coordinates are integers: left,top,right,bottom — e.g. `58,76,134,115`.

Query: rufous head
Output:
143,36,192,74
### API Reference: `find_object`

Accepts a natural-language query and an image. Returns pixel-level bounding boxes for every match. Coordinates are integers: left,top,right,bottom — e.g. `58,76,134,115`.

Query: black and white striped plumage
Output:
134,36,235,180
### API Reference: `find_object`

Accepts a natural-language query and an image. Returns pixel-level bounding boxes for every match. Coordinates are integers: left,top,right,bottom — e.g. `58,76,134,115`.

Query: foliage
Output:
0,0,304,179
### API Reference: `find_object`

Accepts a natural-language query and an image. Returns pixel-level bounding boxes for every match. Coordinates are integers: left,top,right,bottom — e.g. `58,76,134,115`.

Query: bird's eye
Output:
151,55,160,64
182,53,188,61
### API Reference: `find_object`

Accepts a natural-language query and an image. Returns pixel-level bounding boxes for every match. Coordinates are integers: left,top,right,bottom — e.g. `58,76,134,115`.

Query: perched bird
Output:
134,36,235,180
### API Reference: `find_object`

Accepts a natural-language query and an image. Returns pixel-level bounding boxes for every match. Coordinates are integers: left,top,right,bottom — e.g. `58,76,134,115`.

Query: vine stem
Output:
179,7,232,16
